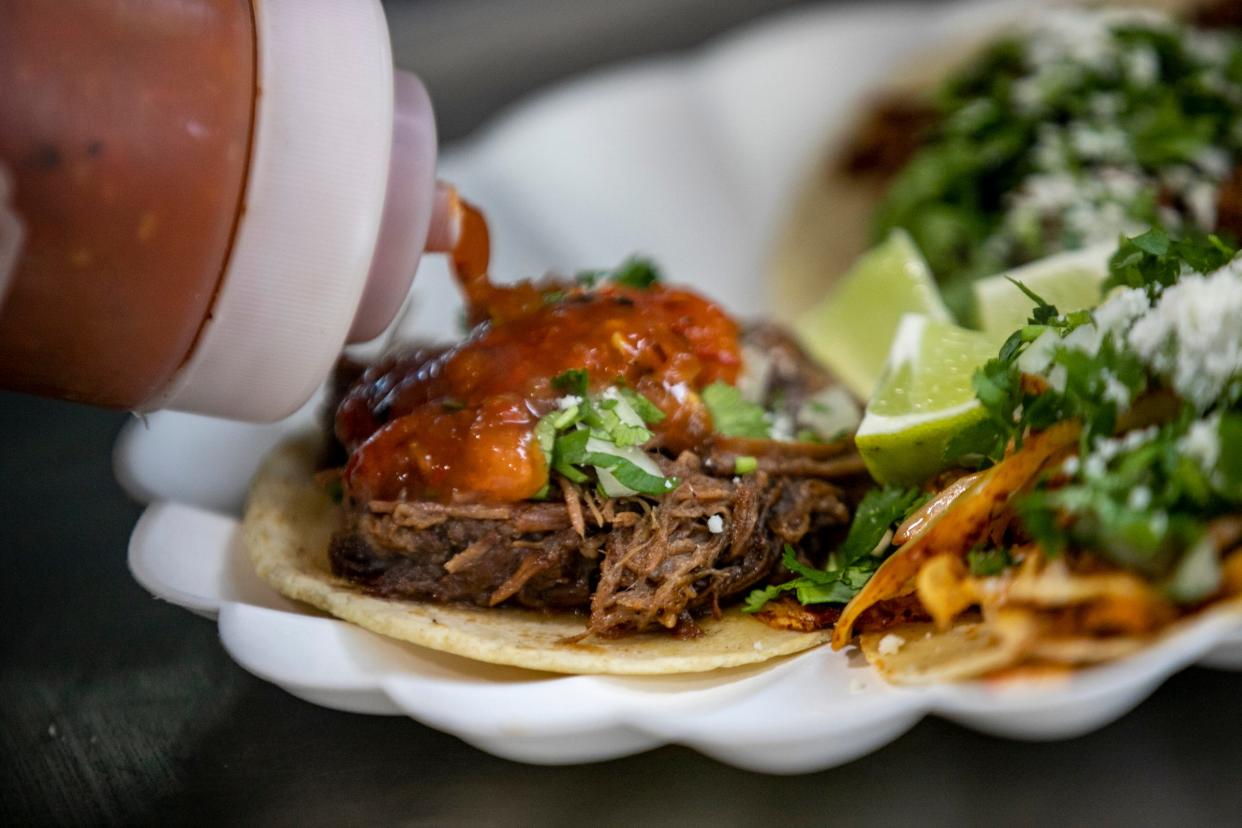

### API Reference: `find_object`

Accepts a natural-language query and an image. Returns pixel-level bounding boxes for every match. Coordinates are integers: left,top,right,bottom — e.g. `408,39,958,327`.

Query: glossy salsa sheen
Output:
338,203,742,504
0,1,255,407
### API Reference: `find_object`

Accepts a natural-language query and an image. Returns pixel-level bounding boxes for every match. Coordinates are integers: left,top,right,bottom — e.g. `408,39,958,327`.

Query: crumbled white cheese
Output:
1194,146,1232,179
1093,287,1150,340
1186,181,1219,230
1047,363,1069,394
1122,425,1160,451
876,633,906,656
1124,45,1159,86
1088,91,1124,120
1062,455,1081,476
1069,123,1130,163
1018,329,1062,375
1101,371,1131,407
1180,414,1222,473
979,7,1242,267
706,515,725,534
1127,261,1242,410
1017,172,1079,213
1090,426,1157,466
1128,486,1153,511
556,395,582,410
1061,323,1104,357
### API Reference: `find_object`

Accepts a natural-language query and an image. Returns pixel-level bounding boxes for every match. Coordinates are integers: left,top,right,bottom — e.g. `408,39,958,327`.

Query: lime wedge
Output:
855,314,997,486
973,244,1112,340
795,230,951,398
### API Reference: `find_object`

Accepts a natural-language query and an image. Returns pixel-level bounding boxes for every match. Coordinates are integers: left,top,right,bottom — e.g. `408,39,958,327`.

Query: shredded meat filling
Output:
327,324,867,637
330,450,861,637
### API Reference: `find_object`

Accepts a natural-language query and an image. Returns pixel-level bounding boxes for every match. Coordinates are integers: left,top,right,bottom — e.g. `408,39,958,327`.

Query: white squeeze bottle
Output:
0,0,458,420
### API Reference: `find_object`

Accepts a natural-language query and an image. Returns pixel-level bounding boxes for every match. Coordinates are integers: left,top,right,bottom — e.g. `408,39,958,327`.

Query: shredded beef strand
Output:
560,476,587,538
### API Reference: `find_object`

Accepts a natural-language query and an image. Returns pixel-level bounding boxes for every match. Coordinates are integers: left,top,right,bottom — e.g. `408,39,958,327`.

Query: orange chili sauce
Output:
339,202,742,504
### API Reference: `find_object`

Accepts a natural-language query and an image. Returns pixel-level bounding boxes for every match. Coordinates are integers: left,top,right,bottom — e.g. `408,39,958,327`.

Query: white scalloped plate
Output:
118,0,1242,773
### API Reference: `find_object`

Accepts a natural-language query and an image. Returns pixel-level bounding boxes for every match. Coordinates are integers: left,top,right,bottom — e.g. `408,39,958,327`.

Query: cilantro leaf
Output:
943,417,1009,467
967,547,1012,576
1006,277,1059,325
552,368,589,396
838,486,927,565
791,567,877,605
743,488,924,612
608,257,662,289
608,422,653,448
574,270,601,288
619,387,666,424
742,547,882,613
1217,413,1242,499
742,582,797,613
585,452,678,496
1104,229,1236,294
551,427,591,483
702,381,770,438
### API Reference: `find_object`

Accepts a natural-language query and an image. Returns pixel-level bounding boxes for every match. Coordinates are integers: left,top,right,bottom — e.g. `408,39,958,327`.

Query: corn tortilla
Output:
242,435,829,675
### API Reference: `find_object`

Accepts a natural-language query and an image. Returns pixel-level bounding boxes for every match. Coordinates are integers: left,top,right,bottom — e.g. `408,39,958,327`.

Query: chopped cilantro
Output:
1217,413,1242,499
838,486,928,563
608,257,662,289
574,256,664,291
743,487,926,612
574,270,601,288
551,368,589,396
551,428,591,483
967,547,1012,576
702,381,770,439
538,376,676,498
960,252,1151,463
588,453,677,496
1104,229,1235,294
941,225,1242,600
871,12,1242,316
618,387,666,424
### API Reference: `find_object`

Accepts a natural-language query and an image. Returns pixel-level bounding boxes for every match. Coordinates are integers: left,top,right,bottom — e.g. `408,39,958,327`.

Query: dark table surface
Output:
5,2,1242,825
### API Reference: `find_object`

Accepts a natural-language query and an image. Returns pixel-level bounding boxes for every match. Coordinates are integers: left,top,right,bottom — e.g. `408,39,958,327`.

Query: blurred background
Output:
5,1,1242,825
385,0,823,142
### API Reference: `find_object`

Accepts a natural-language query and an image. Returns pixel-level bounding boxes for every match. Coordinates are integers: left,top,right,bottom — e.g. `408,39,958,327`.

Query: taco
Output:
243,197,879,674
770,0,1242,322
752,0,1242,683
831,234,1242,683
